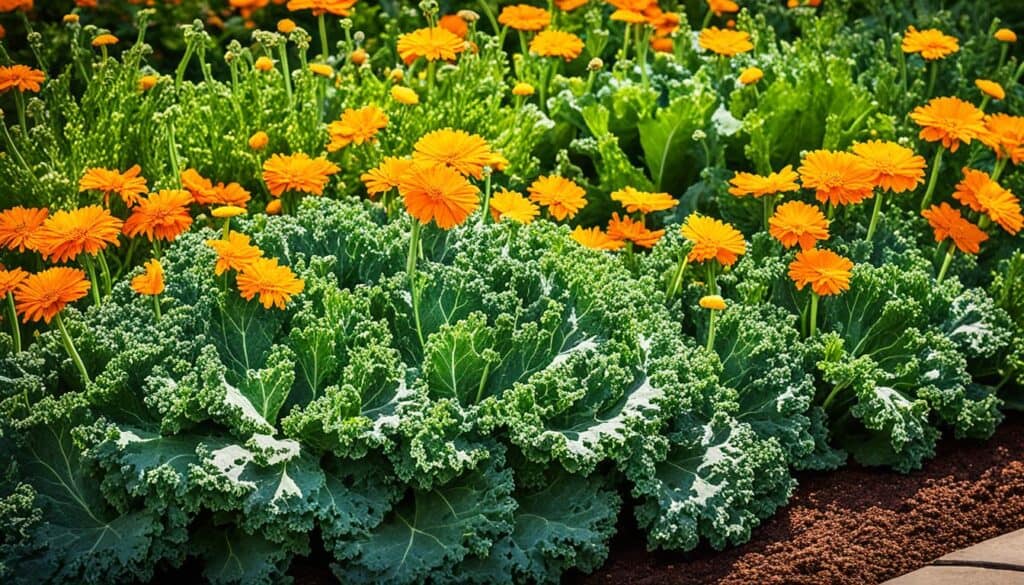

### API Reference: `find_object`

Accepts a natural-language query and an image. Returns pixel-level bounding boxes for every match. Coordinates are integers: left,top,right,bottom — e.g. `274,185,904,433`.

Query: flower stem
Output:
705,309,718,353
705,262,718,295
666,253,690,300
14,90,28,134
927,60,938,96
222,218,232,240
809,293,819,338
480,172,493,225
920,146,944,211
6,292,21,354
278,44,294,106
97,251,113,296
153,294,162,320
55,312,91,386
318,14,330,61
866,192,885,241
477,0,500,35
937,241,956,283
83,256,102,306
407,221,426,348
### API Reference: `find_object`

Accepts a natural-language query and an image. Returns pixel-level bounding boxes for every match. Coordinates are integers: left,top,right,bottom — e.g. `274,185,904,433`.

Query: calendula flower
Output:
208,183,252,207
512,82,536,96
266,200,283,215
489,189,539,224
498,4,551,31
249,131,269,150
646,8,680,37
309,63,334,77
0,206,48,252
207,232,263,275
528,176,587,221
327,105,389,152
398,164,480,229
610,9,647,24
728,166,800,198
34,206,122,262
439,14,469,39
738,67,763,85
131,259,165,296
798,150,877,206
529,30,585,61
980,114,1024,164
391,85,420,105
0,267,28,297
952,168,1023,235
0,65,43,93
851,140,927,193
788,249,853,296
91,33,118,47
698,27,753,57
79,165,149,207
181,168,216,203
350,48,369,65
397,27,466,63
699,294,727,310
611,187,678,214
769,201,830,251
681,214,746,266
572,226,625,251
15,267,91,324
910,97,986,153
555,0,589,10
237,257,305,310
901,26,959,60
211,206,247,219
262,153,340,197
286,0,357,16
607,213,665,248
413,129,499,180
707,0,739,16
138,75,159,91
650,36,674,53
995,28,1017,43
976,79,1006,101
921,203,988,254
277,18,297,33
361,157,414,197
255,56,275,72
123,190,194,242
0,0,32,13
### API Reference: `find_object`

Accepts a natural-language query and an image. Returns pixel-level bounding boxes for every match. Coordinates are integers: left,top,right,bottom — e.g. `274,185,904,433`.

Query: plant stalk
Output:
6,292,21,353
920,146,944,211
55,312,91,386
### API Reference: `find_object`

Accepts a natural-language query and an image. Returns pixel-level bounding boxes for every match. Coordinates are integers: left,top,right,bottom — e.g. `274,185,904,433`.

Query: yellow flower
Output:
698,27,753,57
489,189,539,224
91,33,118,47
309,63,334,78
391,85,420,105
976,79,1006,101
138,75,159,91
738,67,763,85
610,186,678,213
571,226,624,251
699,295,727,311
237,257,305,310
397,27,466,63
529,30,585,61
212,206,247,219
512,82,535,96
901,26,959,60
995,28,1017,43
277,18,297,34
681,214,745,267
255,56,275,72
248,131,269,151
528,176,587,221
130,259,165,296
326,105,389,152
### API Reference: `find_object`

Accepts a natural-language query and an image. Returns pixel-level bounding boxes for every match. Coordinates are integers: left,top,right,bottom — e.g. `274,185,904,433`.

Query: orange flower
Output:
698,27,753,57
14,267,91,324
180,170,252,208
398,164,480,229
699,294,727,310
851,140,927,193
237,257,305,310
976,79,1006,101
0,64,45,93
361,157,414,198
921,203,988,254
0,267,28,297
995,29,1017,43
527,176,587,221
207,232,263,275
0,0,32,13
901,26,959,60
738,67,763,85
286,0,357,16
607,213,664,248
0,206,48,252
309,63,334,78
798,150,877,206
327,105,389,152
610,9,647,24
91,33,118,47
707,0,739,16
681,214,745,266
397,27,466,64
413,129,499,180
529,30,585,61
645,6,680,36
980,114,1024,164
439,14,469,39
498,4,551,31
123,190,194,242
555,0,589,10
611,187,678,213
788,249,853,296
131,259,165,296
262,153,340,197
391,85,420,105
249,131,270,150
910,97,985,153
769,201,830,251
728,165,800,198
571,226,624,251
79,165,149,207
952,168,1023,235
34,206,122,262
489,189,539,224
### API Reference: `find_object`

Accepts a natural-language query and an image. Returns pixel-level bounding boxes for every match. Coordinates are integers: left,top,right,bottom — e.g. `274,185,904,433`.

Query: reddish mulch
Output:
570,413,1024,585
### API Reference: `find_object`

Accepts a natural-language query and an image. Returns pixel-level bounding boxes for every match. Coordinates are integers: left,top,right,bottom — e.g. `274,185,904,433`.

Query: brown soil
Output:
571,413,1024,585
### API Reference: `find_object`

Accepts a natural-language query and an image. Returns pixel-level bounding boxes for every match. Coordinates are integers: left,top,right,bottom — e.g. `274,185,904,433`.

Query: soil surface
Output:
570,413,1024,585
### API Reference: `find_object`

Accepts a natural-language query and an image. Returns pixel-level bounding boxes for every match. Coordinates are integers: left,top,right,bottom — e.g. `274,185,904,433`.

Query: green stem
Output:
705,262,718,295
477,0,500,36
153,294,162,320
55,312,91,386
14,90,27,134
83,256,102,306
927,60,938,96
153,239,163,259
936,241,956,283
97,251,113,296
702,7,714,29
992,157,1009,182
480,172,493,225
116,237,139,280
222,218,232,240
318,14,329,61
427,60,437,98
666,253,690,300
0,117,43,192
621,23,631,61
809,293,819,338
821,381,847,412
920,146,945,211
167,121,181,186
475,360,491,405
6,292,21,354
866,192,885,241
705,309,717,353
175,44,195,90
538,58,556,114
278,44,294,106
407,221,425,348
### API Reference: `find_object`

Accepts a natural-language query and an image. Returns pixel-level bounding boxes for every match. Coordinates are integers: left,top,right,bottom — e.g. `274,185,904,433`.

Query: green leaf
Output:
638,88,717,192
